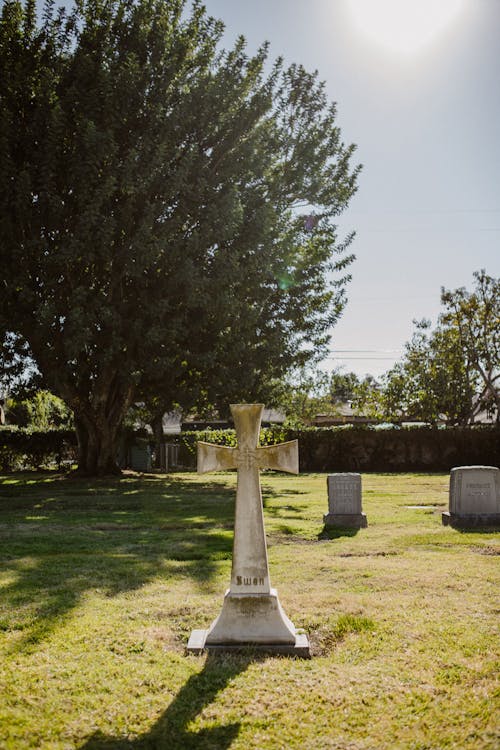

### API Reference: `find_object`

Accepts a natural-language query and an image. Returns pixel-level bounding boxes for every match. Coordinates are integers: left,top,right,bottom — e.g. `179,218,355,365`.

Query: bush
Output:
170,425,500,472
0,427,77,472
2,425,497,474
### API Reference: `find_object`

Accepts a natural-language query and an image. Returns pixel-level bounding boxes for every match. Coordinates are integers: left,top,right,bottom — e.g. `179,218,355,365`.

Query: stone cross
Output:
197,403,298,595
188,403,310,656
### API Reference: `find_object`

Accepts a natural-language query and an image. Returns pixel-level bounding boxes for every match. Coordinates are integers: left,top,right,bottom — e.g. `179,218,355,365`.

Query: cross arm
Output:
197,442,237,474
257,440,299,474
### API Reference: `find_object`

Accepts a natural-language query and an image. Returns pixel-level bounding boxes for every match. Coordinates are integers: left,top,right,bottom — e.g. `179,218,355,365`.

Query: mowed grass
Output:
0,471,498,749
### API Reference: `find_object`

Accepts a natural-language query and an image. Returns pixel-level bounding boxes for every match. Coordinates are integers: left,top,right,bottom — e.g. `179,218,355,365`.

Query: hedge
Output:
0,427,77,472
173,425,500,473
1,425,498,474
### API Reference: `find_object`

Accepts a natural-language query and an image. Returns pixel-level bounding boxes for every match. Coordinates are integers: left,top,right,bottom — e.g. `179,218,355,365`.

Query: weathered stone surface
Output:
187,629,310,657
323,472,367,528
442,465,500,527
205,589,296,644
187,404,309,656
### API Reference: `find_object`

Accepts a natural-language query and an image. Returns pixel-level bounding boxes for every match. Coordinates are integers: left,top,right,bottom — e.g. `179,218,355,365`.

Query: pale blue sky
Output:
203,0,500,377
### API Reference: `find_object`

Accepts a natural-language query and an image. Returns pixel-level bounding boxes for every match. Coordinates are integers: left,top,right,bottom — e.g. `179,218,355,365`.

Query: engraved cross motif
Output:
197,403,298,595
234,448,257,470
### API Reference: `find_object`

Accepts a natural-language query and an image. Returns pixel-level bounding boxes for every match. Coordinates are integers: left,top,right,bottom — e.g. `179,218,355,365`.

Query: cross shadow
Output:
79,653,252,749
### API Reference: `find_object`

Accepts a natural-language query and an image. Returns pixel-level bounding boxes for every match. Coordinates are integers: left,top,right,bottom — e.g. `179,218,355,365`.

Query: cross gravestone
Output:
323,473,367,528
187,403,310,656
442,465,500,527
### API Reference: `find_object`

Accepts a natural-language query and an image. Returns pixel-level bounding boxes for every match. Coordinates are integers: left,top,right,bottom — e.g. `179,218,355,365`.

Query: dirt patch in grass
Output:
471,545,500,556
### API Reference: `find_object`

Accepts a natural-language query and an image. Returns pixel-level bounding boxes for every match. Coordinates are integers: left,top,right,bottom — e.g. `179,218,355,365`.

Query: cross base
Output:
187,629,310,658
187,588,310,657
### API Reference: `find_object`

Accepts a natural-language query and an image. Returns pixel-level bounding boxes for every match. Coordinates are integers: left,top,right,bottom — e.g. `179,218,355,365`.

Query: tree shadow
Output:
317,525,360,541
79,653,252,749
0,474,237,651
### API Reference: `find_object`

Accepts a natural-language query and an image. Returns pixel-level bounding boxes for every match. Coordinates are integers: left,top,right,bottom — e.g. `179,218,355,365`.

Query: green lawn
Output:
0,471,498,749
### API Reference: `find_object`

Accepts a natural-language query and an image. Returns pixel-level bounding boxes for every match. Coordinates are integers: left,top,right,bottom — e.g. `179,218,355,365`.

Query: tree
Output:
357,272,499,425
275,366,331,428
328,369,362,403
5,389,73,428
441,270,500,423
0,0,360,474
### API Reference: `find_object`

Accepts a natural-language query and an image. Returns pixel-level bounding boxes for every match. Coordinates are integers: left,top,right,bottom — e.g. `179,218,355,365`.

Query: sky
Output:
202,0,500,378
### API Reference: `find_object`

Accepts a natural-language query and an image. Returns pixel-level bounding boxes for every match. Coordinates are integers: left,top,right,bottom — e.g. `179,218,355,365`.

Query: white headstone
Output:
443,465,500,527
187,403,310,656
323,473,367,528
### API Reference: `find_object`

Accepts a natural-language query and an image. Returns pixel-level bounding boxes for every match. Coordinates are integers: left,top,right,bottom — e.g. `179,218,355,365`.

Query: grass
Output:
0,470,498,749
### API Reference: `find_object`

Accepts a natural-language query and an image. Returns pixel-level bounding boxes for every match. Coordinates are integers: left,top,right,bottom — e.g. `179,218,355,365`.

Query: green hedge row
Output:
174,425,500,473
1,425,498,473
0,427,77,472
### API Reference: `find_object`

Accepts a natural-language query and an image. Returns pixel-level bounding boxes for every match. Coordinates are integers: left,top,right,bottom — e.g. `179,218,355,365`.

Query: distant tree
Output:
276,367,331,428
441,270,499,423
357,272,499,425
328,370,361,403
6,390,73,428
0,0,360,474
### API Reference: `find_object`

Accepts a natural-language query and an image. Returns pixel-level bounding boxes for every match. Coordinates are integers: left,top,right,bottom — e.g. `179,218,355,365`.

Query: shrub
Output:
0,427,77,472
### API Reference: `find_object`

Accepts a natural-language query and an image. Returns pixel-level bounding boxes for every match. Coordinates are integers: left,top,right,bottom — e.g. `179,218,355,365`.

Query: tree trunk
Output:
74,413,123,475
70,380,135,476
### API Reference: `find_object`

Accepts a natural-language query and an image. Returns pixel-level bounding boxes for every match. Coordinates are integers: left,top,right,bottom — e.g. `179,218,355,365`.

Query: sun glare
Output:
348,0,466,55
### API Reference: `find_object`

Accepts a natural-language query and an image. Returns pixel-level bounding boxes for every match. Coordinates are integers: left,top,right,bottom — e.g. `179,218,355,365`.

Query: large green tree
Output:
0,0,360,474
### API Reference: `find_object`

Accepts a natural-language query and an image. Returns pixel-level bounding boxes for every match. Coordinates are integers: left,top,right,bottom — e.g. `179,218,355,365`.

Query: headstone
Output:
323,473,367,528
187,403,310,657
442,465,500,527
129,443,152,472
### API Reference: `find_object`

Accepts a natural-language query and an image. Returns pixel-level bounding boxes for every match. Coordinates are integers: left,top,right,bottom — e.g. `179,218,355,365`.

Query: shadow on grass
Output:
0,474,236,651
260,481,307,507
317,525,360,541
456,525,500,534
80,653,251,749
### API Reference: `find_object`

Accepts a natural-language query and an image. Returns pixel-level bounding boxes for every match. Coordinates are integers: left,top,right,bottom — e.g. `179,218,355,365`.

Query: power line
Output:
325,356,398,361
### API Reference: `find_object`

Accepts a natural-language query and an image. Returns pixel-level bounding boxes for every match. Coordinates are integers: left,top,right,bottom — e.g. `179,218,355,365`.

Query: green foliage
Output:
6,390,73,428
173,424,500,472
329,369,363,402
357,271,499,426
272,369,374,427
274,367,332,428
0,331,41,397
0,0,360,474
441,269,500,422
0,426,76,471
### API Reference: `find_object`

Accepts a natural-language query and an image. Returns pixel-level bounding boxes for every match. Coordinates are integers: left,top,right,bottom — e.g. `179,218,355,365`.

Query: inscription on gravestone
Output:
324,473,367,528
443,465,500,527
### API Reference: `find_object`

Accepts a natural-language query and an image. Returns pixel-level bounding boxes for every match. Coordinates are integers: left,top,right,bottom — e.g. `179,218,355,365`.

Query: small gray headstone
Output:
442,465,500,527
129,444,152,472
324,473,367,528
